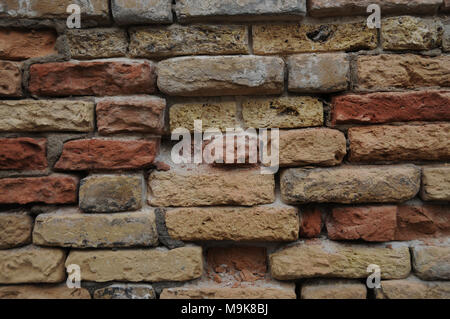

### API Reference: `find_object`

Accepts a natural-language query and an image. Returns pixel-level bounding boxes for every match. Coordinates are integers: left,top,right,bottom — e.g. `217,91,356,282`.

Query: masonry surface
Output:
0,0,449,300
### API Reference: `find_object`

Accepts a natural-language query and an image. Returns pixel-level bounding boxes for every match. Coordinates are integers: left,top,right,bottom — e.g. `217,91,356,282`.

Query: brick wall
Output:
0,0,449,299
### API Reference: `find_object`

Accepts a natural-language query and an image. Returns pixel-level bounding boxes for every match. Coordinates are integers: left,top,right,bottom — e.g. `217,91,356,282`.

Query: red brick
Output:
29,60,156,97
0,61,22,97
299,207,322,238
206,247,267,284
395,204,450,241
331,91,450,125
0,175,78,204
96,96,166,135
0,138,47,170
54,139,159,170
326,206,397,242
0,29,56,61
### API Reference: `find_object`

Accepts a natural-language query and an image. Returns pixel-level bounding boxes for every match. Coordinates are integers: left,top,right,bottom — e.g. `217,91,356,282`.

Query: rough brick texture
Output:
0,176,78,205
327,206,397,242
357,55,450,91
301,280,367,299
0,138,47,170
253,22,376,55
0,100,94,132
65,246,203,282
165,206,299,241
0,285,91,299
79,175,143,213
55,139,159,170
376,276,450,299
396,204,450,240
130,25,248,58
112,0,173,25
170,101,237,132
242,97,323,129
412,245,450,280
331,91,450,125
270,239,411,280
0,61,22,97
381,17,443,51
0,246,66,284
348,124,450,162
33,208,157,248
0,29,56,60
279,128,346,167
175,0,306,22
67,28,128,59
288,53,349,93
421,167,450,201
96,96,166,135
149,168,275,207
29,61,157,97
157,56,284,96
0,212,33,249
308,0,443,17
281,166,420,204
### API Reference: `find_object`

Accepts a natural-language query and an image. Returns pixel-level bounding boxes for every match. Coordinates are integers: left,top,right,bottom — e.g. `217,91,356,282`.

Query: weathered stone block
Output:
349,124,450,162
253,22,376,54
149,168,275,207
0,246,66,284
421,166,450,201
242,97,323,129
130,24,248,58
157,56,284,96
288,54,349,93
175,0,306,22
281,166,420,204
65,246,203,282
0,100,94,132
79,175,143,213
0,212,33,249
0,29,56,60
33,207,157,248
0,61,22,97
111,0,173,25
170,101,238,132
357,55,450,90
412,245,450,280
165,206,299,241
96,96,166,135
270,240,411,280
67,28,128,59
382,16,443,50
279,128,346,167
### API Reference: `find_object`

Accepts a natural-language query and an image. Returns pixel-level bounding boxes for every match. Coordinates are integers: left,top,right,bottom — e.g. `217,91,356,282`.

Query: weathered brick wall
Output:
0,0,449,299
